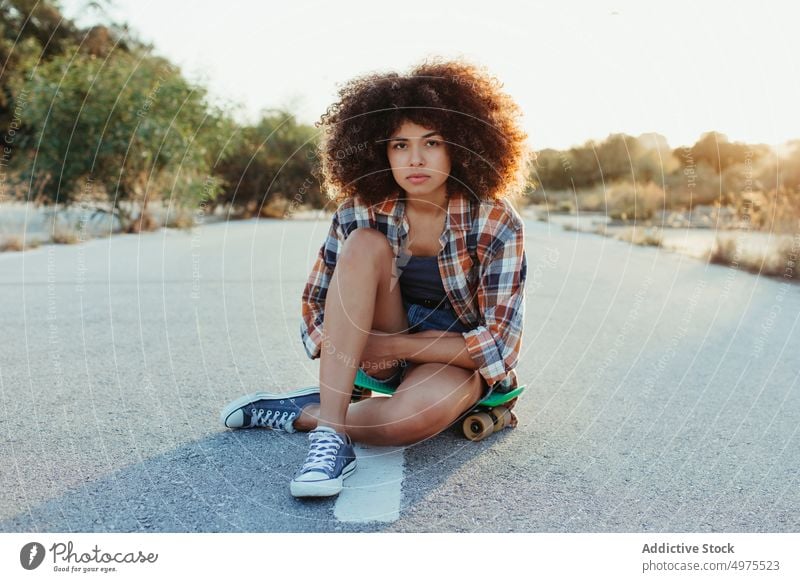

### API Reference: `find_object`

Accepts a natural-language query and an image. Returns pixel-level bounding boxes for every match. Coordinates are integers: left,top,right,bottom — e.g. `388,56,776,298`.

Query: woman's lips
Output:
407,175,430,184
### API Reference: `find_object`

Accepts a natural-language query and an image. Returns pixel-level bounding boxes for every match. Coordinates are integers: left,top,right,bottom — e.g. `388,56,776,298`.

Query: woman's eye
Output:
390,140,439,149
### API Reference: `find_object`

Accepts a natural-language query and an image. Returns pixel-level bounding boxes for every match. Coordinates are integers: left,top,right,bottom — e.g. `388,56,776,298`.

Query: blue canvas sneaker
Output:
219,386,320,432
290,426,357,497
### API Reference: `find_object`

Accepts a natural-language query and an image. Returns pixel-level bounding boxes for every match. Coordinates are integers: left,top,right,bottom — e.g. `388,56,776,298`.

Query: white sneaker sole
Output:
290,460,357,498
219,386,320,428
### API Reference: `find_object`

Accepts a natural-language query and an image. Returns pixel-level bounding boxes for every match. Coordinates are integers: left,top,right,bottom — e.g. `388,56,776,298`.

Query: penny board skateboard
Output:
352,368,525,441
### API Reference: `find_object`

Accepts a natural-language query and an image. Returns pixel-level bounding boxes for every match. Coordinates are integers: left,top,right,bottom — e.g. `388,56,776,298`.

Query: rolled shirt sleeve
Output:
300,212,343,360
462,225,527,387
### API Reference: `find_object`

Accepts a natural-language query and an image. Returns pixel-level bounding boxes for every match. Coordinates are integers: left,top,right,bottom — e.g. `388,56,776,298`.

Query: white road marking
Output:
334,445,405,523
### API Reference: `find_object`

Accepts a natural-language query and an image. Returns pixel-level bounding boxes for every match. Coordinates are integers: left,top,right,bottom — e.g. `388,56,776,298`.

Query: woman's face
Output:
386,120,451,198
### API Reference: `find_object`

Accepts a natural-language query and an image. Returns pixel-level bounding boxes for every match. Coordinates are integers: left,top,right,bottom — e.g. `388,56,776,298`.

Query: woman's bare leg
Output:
316,228,409,432
298,362,486,445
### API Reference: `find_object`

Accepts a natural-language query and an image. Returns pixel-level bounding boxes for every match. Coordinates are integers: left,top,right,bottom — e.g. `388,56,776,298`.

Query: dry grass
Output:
556,201,575,213
0,236,42,252
0,236,25,252
708,237,740,266
165,209,196,230
259,196,292,219
577,191,605,212
574,183,607,212
542,180,667,221
560,221,611,236
733,189,800,234
709,235,800,281
51,228,81,244
763,238,799,279
126,210,160,233
606,181,666,221
613,227,663,247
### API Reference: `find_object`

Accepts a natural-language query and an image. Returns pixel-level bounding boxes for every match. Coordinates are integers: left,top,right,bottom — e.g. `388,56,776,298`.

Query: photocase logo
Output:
20,542,46,570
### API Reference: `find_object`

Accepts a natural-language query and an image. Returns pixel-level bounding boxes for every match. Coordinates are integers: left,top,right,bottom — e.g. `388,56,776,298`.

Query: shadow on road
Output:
0,420,510,533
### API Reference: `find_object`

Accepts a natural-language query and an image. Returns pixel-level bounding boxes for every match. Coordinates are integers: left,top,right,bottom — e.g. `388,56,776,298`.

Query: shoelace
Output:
251,408,296,430
299,430,343,474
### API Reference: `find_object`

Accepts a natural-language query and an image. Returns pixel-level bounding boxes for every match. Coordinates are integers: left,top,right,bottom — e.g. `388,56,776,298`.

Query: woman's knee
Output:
338,228,393,268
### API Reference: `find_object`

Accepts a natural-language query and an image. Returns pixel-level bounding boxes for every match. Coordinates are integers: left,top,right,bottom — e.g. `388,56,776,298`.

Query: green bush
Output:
14,49,226,230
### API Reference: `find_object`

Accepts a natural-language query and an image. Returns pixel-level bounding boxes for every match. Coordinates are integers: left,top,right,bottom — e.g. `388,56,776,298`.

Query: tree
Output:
596,133,641,183
529,148,573,192
681,132,768,174
15,48,224,229
776,140,800,193
214,111,322,215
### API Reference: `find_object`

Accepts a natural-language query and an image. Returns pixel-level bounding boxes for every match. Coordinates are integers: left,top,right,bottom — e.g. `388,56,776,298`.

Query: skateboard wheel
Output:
462,412,494,441
489,406,512,432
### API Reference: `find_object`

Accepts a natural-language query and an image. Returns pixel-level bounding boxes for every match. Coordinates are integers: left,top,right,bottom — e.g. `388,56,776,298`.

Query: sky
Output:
61,0,800,151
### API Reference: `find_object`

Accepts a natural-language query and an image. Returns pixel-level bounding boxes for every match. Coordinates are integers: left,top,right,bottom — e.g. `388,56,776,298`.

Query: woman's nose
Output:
409,142,424,166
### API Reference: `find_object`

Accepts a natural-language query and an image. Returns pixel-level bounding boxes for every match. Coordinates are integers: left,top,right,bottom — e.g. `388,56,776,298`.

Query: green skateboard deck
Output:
353,368,524,441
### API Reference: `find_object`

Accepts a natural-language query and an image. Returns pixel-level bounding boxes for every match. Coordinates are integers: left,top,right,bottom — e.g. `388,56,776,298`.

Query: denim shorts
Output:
404,298,473,334
356,299,492,399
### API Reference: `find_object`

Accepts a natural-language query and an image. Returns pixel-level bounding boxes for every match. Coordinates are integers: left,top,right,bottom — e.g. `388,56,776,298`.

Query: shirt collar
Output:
374,190,473,232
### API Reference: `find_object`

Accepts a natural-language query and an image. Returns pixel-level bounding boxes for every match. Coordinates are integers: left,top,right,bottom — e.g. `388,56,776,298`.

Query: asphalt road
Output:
1,217,798,532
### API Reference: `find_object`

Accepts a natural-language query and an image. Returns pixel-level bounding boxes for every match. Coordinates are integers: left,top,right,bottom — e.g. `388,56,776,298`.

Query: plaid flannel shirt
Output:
300,190,527,391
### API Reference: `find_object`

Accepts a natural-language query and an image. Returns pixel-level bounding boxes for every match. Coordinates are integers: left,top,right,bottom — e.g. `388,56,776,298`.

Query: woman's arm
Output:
300,212,343,359
461,225,527,387
359,329,477,371
391,330,478,370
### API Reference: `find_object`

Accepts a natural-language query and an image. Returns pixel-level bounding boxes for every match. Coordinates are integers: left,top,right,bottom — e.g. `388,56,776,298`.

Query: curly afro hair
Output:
316,57,530,205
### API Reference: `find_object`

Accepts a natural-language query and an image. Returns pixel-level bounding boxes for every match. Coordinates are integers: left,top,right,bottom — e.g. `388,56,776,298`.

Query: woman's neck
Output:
403,187,448,217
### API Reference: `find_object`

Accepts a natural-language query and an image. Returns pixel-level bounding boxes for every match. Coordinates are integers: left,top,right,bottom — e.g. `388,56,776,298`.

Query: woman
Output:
220,58,530,497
